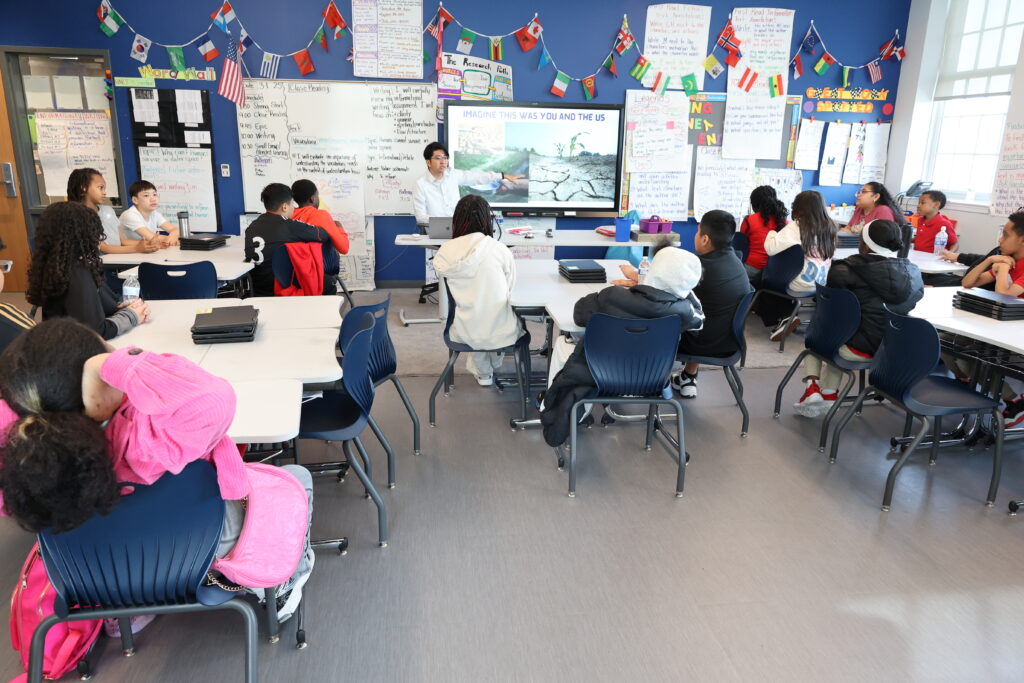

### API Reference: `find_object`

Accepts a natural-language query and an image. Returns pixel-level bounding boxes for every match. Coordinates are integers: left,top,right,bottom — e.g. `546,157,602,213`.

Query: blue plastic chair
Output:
428,279,532,429
731,232,750,264
678,290,756,436
828,312,1004,511
138,261,218,300
297,312,389,546
747,245,811,358
567,314,685,498
272,243,355,308
773,285,874,451
32,461,259,682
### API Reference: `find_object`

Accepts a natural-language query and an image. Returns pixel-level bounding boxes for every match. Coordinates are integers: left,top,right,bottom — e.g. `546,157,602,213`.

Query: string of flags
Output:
791,22,903,87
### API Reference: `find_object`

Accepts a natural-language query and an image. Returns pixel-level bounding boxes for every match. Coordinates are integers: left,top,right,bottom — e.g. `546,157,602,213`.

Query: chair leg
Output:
568,401,583,498
819,370,856,453
723,365,749,437
774,350,810,418
671,398,686,497
883,415,929,511
389,375,421,455
264,585,280,643
429,352,460,427
828,387,872,463
366,415,396,488
338,276,355,311
119,617,135,655
347,439,388,547
512,343,529,424
901,412,914,438
741,291,762,369
929,416,942,465
222,599,259,683
294,594,308,649
644,405,656,451
987,408,1004,506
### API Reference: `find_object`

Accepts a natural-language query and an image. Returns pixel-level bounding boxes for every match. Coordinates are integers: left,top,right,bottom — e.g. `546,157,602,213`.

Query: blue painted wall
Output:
3,0,910,282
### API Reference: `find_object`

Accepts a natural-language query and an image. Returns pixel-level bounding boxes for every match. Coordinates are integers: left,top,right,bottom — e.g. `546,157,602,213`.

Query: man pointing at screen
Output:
412,142,524,227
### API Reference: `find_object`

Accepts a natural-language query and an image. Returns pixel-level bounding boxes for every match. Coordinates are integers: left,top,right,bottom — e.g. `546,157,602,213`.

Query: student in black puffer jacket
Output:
793,219,924,418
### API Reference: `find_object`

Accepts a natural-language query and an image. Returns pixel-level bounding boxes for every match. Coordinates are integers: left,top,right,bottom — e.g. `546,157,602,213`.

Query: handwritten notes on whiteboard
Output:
860,123,890,183
722,7,794,160
819,122,851,186
35,111,118,199
993,122,1024,216
693,146,754,221
138,147,217,231
625,90,690,173
339,217,377,291
352,0,423,80
641,4,712,91
793,118,825,170
628,147,694,221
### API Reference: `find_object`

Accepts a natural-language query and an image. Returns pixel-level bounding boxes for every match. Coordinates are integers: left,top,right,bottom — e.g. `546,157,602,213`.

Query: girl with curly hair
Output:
27,201,149,339
739,185,790,282
66,168,158,255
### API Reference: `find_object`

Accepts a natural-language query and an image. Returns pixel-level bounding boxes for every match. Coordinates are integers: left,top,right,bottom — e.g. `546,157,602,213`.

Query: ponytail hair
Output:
750,185,789,230
791,190,837,261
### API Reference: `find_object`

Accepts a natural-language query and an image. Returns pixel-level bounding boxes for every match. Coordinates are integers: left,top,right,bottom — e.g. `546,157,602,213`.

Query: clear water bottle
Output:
933,226,948,257
122,274,141,303
638,256,650,284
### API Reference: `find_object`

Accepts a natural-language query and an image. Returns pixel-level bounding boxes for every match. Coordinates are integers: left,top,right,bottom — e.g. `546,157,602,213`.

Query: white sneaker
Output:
474,374,494,386
672,372,698,399
793,379,826,417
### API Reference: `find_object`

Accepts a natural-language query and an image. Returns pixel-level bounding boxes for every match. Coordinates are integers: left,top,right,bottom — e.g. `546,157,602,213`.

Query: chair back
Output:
441,279,461,350
138,261,217,300
38,461,225,617
898,222,913,258
339,310,377,417
584,314,681,397
868,311,940,401
805,285,862,358
760,245,804,293
730,290,757,358
731,232,750,264
339,295,396,381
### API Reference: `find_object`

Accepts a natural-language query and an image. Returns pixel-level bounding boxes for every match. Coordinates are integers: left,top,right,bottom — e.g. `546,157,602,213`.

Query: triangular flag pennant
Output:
738,67,758,92
814,52,835,75
294,49,315,75
792,54,803,79
724,51,740,67
681,72,699,96
602,53,617,76
768,74,784,97
489,37,503,61
130,34,152,63
867,60,882,83
197,34,220,62
629,55,650,81
582,75,597,100
550,71,570,97
537,46,552,70
615,17,635,54
702,54,723,79
841,66,850,87
515,17,543,52
166,46,186,72
324,1,348,38
651,72,670,95
315,27,328,52
457,28,476,54
97,1,124,37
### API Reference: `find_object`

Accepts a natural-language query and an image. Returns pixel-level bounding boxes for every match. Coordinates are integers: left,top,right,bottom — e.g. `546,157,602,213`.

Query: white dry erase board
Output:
137,146,218,231
237,79,436,218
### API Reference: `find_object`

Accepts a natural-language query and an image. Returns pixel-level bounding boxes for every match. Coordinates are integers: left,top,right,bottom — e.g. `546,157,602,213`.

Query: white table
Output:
512,259,625,334
909,287,1024,355
834,247,968,275
228,379,302,443
396,230,637,250
103,235,253,283
202,328,342,383
110,296,342,333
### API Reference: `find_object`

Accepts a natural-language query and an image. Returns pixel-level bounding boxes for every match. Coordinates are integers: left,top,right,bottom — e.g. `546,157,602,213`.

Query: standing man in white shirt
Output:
412,142,523,228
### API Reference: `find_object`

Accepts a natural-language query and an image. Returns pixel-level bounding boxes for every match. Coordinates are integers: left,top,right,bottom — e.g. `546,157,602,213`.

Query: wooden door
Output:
0,74,31,291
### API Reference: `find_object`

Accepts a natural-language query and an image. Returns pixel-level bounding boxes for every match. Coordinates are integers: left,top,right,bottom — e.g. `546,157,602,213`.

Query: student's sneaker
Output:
770,316,801,343
820,389,839,414
1004,396,1024,429
671,371,698,399
794,379,826,417
474,374,494,387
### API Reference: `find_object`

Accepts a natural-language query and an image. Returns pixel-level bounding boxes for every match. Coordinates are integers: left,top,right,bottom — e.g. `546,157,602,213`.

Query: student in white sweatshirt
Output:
433,195,524,386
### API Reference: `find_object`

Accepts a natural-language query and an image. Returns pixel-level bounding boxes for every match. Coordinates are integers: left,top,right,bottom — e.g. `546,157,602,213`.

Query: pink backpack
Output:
9,543,102,683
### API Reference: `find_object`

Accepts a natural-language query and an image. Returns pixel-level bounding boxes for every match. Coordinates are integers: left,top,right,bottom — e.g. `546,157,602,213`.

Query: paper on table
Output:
793,118,825,170
693,146,754,220
130,88,160,123
641,3,712,91
175,90,204,124
82,76,109,110
627,147,694,222
22,75,53,110
52,76,83,110
859,123,890,183
841,122,867,185
818,122,851,187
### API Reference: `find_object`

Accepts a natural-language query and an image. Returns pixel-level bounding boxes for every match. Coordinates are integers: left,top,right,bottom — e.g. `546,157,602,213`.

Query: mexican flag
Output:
98,1,124,37
550,71,570,97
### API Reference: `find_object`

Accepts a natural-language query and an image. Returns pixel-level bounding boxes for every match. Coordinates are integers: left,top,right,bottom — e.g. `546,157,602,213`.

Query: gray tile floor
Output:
2,365,1023,681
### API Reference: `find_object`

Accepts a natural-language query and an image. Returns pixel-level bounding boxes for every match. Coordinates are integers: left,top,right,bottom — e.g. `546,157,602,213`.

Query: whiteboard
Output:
238,80,436,216
35,111,119,199
137,147,218,231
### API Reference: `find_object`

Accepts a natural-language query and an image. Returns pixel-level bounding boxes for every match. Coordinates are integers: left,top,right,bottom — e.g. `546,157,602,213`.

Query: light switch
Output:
220,164,230,177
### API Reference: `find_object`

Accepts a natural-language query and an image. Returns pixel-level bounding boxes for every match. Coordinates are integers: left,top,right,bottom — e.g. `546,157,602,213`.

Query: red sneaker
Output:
794,380,825,417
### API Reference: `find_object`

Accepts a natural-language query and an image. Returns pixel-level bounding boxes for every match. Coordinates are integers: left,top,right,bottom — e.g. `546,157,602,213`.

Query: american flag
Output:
217,37,245,107
867,60,882,83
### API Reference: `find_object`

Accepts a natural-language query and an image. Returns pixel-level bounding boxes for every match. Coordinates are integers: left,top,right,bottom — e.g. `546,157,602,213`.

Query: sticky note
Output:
626,121,637,131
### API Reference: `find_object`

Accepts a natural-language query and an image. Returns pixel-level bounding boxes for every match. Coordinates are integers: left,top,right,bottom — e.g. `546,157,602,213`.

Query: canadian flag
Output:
514,17,543,52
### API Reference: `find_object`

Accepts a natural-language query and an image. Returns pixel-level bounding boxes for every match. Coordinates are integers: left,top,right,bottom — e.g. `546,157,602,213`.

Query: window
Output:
922,0,1023,203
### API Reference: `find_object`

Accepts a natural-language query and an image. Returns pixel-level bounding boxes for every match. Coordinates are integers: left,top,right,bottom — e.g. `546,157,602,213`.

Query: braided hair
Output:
451,194,495,239
66,168,101,203
27,202,105,307
750,185,789,230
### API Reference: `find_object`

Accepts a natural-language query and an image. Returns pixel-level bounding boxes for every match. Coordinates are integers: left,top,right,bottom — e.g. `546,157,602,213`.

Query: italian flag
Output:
814,52,835,76
651,72,670,95
630,55,650,81
98,1,124,37
489,37,503,61
550,71,570,97
768,74,784,98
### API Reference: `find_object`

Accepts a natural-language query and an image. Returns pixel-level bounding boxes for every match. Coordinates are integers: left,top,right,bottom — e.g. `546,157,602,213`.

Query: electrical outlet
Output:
220,164,230,178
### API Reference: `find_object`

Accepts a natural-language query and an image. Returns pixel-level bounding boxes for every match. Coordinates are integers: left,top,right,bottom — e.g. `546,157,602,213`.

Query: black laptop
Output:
192,305,259,343
558,259,607,283
953,289,1024,320
180,233,228,251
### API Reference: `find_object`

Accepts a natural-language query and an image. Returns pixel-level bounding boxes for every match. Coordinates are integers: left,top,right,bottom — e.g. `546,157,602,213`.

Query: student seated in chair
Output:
739,185,789,283
67,168,158,255
244,183,332,297
291,179,351,295
540,240,704,448
433,194,522,386
793,220,923,417
118,180,179,249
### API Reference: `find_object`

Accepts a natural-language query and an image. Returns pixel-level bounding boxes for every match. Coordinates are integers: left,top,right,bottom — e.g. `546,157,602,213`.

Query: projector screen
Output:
444,100,624,213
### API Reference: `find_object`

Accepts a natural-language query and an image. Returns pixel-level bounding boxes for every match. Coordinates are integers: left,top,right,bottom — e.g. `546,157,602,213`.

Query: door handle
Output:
1,162,16,198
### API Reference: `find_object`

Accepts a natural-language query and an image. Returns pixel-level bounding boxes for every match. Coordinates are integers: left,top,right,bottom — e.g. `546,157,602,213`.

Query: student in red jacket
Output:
739,185,789,283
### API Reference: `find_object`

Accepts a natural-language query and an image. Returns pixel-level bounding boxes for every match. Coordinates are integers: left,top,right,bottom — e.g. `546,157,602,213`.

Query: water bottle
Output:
176,211,190,238
122,274,141,303
933,226,948,257
638,256,650,284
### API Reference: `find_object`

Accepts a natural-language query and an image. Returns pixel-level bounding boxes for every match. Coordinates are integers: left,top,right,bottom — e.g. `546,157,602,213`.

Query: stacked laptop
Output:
953,289,1024,321
558,259,607,283
192,305,259,344
180,233,228,250
837,233,861,249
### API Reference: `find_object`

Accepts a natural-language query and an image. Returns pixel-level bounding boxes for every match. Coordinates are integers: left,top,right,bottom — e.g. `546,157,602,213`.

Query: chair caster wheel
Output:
773,413,780,418
986,501,994,507
78,661,92,680
675,491,683,498
388,483,395,489
378,541,388,548
338,538,349,554
364,493,371,499
413,449,421,456
568,491,576,498
443,392,450,398
296,632,308,650
817,447,825,453
829,457,836,464
740,432,748,438
429,422,437,428
269,635,280,644
881,505,890,512
122,648,136,657
645,446,652,451
928,461,936,467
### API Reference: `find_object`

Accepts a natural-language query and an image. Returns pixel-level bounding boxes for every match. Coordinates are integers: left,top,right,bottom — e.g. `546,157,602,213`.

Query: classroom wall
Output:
2,0,911,283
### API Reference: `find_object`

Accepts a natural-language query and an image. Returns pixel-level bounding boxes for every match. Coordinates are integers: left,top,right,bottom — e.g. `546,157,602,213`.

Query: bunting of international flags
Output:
790,22,904,88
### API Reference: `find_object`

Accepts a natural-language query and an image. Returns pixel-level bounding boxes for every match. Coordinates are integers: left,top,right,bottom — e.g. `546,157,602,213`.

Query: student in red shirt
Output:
290,179,350,255
739,185,789,283
913,190,958,253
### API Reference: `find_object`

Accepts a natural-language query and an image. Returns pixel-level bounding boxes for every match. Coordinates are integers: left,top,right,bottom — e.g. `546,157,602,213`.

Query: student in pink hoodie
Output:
0,319,313,621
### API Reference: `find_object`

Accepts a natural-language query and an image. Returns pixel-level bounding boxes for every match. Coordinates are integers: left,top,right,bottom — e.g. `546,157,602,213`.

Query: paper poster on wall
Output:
753,166,803,212
175,90,204,124
624,90,690,173
793,118,825,170
693,146,754,221
841,122,867,185
138,147,217,231
859,123,890,183
627,168,693,222
687,93,725,146
35,111,119,199
22,75,53,110
338,216,376,291
52,76,84,110
818,122,851,186
82,76,110,110
130,88,160,123
437,52,513,122
722,7,794,160
641,4,712,91
352,0,423,80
